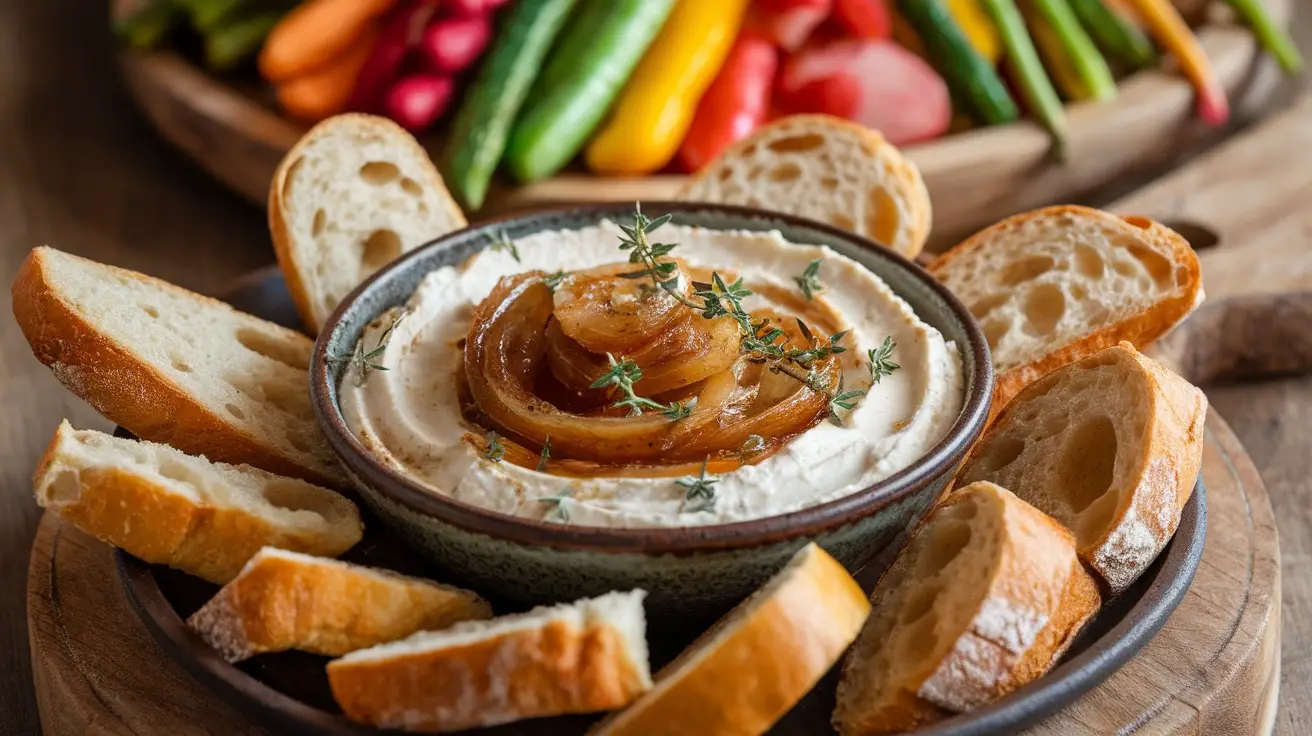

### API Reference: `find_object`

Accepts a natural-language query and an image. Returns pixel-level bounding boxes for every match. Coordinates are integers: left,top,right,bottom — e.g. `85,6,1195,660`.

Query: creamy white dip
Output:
340,221,964,528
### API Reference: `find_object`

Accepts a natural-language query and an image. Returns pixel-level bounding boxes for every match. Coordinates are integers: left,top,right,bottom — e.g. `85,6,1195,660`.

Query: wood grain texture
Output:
109,0,1290,251
22,411,1274,736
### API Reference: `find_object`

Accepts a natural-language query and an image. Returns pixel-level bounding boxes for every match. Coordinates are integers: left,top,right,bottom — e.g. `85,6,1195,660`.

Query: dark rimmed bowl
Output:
310,202,993,615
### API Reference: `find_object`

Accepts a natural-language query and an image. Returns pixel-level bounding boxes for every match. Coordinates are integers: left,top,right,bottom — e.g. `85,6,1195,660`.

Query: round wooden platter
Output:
112,0,1289,248
26,408,1279,736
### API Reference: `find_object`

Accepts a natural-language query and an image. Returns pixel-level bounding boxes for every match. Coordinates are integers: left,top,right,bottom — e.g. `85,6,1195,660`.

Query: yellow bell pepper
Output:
894,1,1001,64
584,0,750,176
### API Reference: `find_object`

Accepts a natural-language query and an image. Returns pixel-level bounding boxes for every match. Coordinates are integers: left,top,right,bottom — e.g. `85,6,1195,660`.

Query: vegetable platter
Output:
112,0,1294,247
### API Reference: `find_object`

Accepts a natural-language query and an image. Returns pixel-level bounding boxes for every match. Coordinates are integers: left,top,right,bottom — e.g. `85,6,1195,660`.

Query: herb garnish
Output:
328,307,408,384
677,457,718,513
543,271,568,293
795,259,824,300
603,204,901,429
491,230,520,262
537,486,572,522
484,431,505,462
867,337,900,384
536,436,552,472
589,353,696,419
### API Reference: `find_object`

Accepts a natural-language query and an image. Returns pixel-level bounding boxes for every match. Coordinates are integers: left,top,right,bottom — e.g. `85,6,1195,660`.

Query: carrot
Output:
1123,0,1228,126
276,26,379,122
259,0,396,83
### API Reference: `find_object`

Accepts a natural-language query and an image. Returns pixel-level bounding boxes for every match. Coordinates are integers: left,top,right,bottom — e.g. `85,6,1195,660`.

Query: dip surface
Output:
340,221,963,528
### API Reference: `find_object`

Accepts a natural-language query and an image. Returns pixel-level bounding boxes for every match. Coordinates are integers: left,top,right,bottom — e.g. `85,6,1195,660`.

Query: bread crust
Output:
187,548,491,661
954,343,1206,593
12,247,346,488
32,422,361,584
327,612,650,731
929,206,1203,415
591,544,871,735
835,483,1100,735
269,113,467,334
677,114,933,259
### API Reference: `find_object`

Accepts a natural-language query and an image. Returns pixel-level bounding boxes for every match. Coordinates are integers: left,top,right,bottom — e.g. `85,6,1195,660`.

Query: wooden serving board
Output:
27,90,1312,736
112,0,1290,250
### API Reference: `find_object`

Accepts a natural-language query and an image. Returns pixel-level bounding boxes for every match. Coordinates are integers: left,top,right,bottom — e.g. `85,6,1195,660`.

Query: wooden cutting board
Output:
26,94,1312,736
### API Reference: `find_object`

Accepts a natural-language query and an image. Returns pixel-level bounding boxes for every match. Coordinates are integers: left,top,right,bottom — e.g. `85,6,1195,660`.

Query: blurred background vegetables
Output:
117,0,1301,209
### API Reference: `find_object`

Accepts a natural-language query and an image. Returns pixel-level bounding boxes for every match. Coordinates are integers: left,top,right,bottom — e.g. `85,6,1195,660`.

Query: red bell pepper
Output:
677,31,780,172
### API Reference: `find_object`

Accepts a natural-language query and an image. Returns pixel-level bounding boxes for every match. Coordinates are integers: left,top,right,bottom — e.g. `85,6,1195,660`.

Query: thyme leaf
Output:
491,230,520,262
828,388,867,427
543,271,568,293
867,337,900,384
536,436,552,472
794,259,824,300
536,486,572,522
327,307,409,384
484,431,505,462
677,457,718,511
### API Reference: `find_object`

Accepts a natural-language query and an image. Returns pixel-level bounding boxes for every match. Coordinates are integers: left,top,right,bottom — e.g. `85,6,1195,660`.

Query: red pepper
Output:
348,0,440,114
832,0,891,40
676,32,780,172
750,0,833,51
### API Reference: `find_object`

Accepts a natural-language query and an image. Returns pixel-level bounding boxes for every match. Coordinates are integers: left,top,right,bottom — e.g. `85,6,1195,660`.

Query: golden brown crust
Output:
929,206,1203,416
592,544,870,735
31,424,361,584
327,618,649,731
269,113,467,334
187,550,491,661
11,248,346,487
677,114,933,259
953,343,1206,593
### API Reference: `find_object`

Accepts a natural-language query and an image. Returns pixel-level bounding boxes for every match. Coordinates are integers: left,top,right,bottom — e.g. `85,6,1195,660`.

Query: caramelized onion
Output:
462,263,846,471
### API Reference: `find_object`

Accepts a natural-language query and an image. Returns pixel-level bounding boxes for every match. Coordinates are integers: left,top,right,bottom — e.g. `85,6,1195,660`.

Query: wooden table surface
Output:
2,2,1309,734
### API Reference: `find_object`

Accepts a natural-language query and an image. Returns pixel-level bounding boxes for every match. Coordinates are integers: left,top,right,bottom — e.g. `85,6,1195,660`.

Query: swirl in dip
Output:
340,215,963,528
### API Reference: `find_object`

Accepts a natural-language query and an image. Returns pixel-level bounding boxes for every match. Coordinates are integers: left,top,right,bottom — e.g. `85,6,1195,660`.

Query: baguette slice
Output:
929,206,1203,411
590,543,870,736
953,342,1206,593
33,421,362,584
328,590,652,732
834,482,1100,736
677,115,933,260
12,246,346,487
270,113,468,334
188,547,491,662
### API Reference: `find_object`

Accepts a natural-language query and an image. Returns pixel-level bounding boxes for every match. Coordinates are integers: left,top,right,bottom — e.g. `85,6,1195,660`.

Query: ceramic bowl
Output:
311,202,993,617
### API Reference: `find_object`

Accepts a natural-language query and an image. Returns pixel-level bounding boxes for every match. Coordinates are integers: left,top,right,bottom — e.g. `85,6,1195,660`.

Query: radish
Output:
778,39,951,145
750,0,833,52
419,13,494,74
384,73,456,131
832,0,891,40
349,1,441,113
446,0,512,16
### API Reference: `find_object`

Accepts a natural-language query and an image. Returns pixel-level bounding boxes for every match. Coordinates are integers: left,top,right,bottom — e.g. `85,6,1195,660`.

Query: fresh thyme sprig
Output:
484,430,505,462
616,203,700,308
590,354,669,417
677,457,718,513
491,230,521,262
867,337,900,384
537,486,573,522
795,259,824,300
536,436,552,472
328,307,408,384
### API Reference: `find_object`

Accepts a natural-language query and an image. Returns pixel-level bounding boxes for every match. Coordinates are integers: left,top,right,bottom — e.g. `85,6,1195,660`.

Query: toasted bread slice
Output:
33,422,361,584
953,342,1206,593
833,482,1100,736
269,113,467,334
591,543,870,735
12,246,346,487
328,590,651,731
187,547,491,662
929,206,1203,412
677,115,933,260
